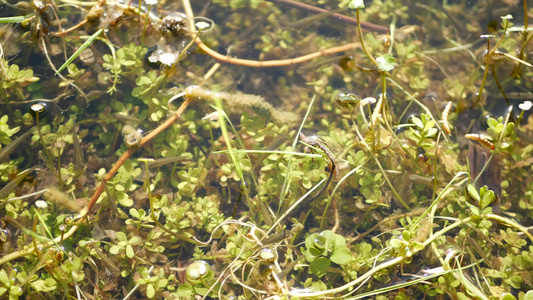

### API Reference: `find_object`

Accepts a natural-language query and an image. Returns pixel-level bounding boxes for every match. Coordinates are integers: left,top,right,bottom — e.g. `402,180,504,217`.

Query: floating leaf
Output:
330,245,354,265
376,53,395,72
195,21,210,30
310,257,330,277
348,0,365,9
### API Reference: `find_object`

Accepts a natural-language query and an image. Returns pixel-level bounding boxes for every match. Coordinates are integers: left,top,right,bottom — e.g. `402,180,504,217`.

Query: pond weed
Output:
1,0,533,299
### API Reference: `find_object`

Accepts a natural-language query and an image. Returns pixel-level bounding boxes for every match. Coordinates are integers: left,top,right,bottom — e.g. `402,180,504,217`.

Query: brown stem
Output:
82,97,192,215
52,19,88,37
266,0,388,33
182,0,362,67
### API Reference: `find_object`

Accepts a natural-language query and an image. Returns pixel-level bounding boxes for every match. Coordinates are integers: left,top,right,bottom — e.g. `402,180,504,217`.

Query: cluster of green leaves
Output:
0,116,21,181
466,183,496,215
405,113,438,152
109,231,141,259
0,269,22,300
0,59,39,100
486,116,515,151
389,230,425,258
303,230,355,277
102,43,148,93
137,267,175,298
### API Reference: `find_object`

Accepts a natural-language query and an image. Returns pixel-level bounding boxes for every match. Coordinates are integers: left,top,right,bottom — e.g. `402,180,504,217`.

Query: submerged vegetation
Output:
1,0,533,298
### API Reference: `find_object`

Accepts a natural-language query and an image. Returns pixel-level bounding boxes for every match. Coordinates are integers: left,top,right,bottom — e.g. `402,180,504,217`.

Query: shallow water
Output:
0,0,533,298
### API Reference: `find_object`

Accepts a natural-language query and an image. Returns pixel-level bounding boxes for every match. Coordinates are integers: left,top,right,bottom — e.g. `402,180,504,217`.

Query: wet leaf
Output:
376,54,395,72
310,257,330,277
126,245,134,258
467,184,480,202
146,284,155,298
330,245,354,265
348,0,365,9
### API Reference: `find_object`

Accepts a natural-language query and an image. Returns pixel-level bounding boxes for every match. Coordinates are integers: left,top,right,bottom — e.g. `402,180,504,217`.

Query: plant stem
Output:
475,17,510,104
352,122,410,210
475,38,491,104
35,112,58,180
289,212,531,298
356,8,379,68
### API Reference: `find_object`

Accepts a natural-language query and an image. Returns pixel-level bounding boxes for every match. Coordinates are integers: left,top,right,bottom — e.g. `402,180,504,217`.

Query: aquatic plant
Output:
0,0,533,299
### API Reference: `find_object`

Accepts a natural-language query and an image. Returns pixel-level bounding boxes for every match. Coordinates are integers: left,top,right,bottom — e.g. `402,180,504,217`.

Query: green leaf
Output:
116,231,127,242
424,120,435,132
176,283,194,297
157,278,168,288
129,236,141,245
457,292,471,300
504,122,515,136
321,230,346,247
466,184,480,202
390,238,403,248
348,0,365,9
330,245,354,265
402,230,411,241
376,53,395,72
480,188,495,210
310,257,331,277
126,244,134,258
411,241,425,251
502,293,517,300
109,245,122,255
0,269,8,285
130,208,140,219
146,284,155,298
411,117,423,130
523,290,533,300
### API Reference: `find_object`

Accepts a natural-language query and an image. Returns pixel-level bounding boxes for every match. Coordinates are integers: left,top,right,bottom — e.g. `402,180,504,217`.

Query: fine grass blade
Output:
345,262,477,299
279,94,317,205
55,28,103,75
214,149,322,158
0,16,28,23
213,100,245,183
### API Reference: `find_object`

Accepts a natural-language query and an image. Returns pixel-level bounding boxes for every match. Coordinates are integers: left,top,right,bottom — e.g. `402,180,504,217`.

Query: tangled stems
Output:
287,212,533,298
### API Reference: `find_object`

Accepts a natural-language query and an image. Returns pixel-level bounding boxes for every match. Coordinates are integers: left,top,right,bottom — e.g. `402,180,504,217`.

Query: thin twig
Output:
81,96,192,215
266,0,388,33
